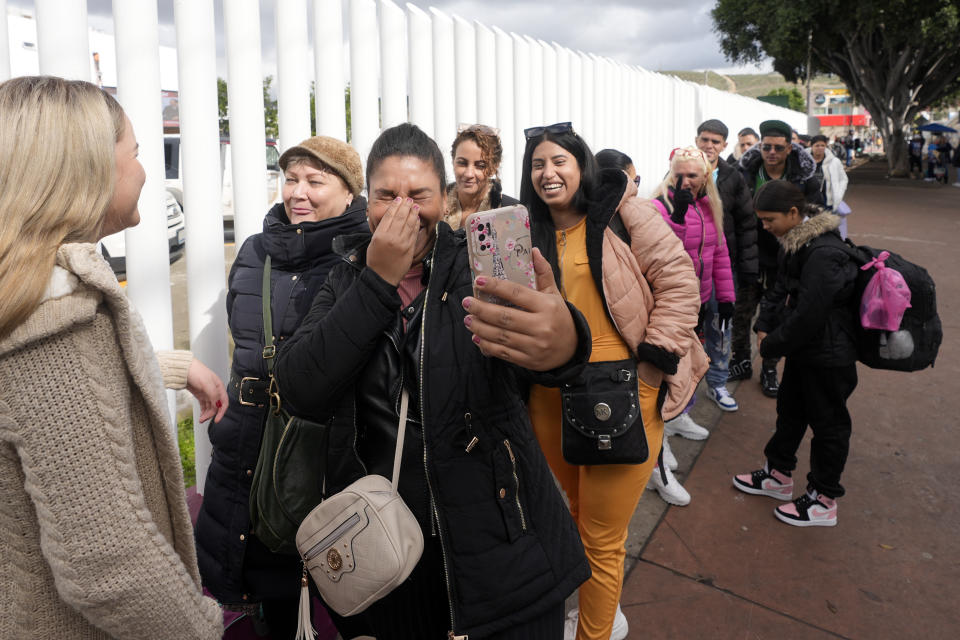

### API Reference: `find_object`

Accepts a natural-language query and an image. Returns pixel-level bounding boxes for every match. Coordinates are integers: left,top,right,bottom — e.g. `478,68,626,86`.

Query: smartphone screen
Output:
464,205,536,305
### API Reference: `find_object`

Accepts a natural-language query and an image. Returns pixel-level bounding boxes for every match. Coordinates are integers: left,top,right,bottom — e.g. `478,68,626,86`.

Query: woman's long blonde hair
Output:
651,146,725,245
0,76,125,340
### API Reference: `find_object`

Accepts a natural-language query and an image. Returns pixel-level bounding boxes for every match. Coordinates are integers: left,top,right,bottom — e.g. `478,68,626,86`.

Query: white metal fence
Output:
1,0,806,492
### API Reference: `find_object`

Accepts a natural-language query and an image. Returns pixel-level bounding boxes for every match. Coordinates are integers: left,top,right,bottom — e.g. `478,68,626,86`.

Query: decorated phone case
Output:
464,205,537,305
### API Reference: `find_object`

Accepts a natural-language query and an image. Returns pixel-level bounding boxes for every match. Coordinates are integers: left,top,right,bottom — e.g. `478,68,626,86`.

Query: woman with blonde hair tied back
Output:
443,123,520,229
0,76,225,639
647,146,736,506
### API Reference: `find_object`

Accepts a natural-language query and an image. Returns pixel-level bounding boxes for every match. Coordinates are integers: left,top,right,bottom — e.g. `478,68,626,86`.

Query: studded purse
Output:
560,358,649,465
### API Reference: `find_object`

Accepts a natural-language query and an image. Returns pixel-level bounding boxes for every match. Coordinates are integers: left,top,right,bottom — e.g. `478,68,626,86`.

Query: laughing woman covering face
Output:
275,123,591,639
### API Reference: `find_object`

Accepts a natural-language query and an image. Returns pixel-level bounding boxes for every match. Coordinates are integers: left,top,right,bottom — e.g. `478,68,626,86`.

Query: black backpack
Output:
841,240,942,371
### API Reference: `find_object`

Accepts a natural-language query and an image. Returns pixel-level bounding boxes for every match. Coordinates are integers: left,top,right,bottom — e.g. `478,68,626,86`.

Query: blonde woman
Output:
647,146,736,505
0,76,225,639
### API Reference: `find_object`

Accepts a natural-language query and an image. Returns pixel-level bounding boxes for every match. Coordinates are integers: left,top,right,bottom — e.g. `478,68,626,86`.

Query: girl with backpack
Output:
732,180,859,527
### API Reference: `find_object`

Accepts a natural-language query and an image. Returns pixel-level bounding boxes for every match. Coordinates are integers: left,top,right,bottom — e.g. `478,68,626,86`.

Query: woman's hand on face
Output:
461,248,578,371
186,358,228,423
367,197,421,286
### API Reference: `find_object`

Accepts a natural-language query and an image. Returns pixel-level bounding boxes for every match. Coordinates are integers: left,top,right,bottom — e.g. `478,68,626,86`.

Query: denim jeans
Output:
702,290,731,389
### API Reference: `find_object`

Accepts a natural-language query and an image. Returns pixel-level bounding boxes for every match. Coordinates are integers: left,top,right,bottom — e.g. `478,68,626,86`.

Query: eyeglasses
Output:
523,122,574,139
458,123,500,136
668,146,707,162
633,176,642,186
761,143,787,152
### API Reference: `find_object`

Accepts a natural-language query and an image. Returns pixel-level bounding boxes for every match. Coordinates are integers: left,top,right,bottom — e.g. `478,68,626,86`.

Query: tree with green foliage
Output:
713,0,960,176
216,76,280,139
766,87,806,113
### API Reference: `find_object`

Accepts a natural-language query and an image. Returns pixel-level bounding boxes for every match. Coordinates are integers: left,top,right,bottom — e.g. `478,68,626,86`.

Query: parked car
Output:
163,135,283,223
100,189,185,275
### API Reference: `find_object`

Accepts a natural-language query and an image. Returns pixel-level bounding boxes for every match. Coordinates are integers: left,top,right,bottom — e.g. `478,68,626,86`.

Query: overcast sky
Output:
7,0,772,76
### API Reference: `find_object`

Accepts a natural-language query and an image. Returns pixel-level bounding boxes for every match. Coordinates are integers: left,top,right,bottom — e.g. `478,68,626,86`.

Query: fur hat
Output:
279,136,364,195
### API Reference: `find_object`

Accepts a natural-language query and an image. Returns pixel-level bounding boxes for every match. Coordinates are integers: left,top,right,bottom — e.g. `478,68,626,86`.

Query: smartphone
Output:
464,205,537,305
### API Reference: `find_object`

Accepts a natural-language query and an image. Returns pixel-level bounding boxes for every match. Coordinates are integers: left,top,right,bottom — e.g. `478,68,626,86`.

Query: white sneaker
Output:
664,413,709,440
647,464,691,505
661,435,678,471
564,604,629,640
707,385,739,412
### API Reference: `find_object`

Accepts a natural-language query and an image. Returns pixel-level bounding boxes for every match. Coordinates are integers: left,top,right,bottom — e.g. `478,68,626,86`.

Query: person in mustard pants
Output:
520,125,707,640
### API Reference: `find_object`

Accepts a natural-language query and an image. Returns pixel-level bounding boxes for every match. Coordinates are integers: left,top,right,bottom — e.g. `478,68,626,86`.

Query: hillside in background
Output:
662,71,845,101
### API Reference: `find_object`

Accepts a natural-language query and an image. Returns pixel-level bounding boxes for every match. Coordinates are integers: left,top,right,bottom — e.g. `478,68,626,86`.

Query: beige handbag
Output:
295,389,424,620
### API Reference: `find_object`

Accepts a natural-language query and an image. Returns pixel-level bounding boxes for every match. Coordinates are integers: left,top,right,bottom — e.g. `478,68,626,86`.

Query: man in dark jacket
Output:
695,119,759,409
739,119,823,397
734,180,858,527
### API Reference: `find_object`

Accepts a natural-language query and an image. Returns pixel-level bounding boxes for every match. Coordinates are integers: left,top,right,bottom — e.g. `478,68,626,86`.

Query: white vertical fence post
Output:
570,51,582,132
493,27,515,196
314,0,347,140
512,33,530,190
35,0,90,80
173,0,230,494
107,11,163,311
431,7,456,172
406,3,434,137
275,0,311,151
223,0,267,248
453,15,477,126
542,41,557,125
555,44,570,123
580,54,595,148
526,37,543,127
349,0,379,169
0,0,10,82
379,0,407,128
475,22,496,126
112,0,176,437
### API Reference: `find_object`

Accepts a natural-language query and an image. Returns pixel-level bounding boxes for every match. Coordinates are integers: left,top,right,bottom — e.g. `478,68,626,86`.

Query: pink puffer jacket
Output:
653,192,736,305
601,182,709,420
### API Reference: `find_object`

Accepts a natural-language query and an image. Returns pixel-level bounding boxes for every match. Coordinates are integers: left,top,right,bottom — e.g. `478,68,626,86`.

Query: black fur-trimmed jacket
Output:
273,223,591,638
755,211,858,367
739,143,824,271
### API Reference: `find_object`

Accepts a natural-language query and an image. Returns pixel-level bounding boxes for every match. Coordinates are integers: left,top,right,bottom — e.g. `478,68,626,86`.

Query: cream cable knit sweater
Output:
0,244,222,639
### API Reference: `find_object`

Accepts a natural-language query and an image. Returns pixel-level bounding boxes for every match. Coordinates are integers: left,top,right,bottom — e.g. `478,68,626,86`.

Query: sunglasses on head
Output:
761,143,787,152
458,123,500,136
523,122,574,139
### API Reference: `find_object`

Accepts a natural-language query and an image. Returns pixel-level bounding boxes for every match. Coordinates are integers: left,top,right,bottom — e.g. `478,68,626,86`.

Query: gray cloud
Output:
6,0,767,75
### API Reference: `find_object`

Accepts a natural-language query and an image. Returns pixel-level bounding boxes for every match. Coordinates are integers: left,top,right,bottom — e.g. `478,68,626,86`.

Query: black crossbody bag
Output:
560,358,648,465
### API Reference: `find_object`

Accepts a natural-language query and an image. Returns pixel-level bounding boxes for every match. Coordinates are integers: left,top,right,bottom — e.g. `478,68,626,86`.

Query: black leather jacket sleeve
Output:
274,264,400,419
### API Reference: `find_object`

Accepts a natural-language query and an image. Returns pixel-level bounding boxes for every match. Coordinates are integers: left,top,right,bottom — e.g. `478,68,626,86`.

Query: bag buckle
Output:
238,377,261,407
597,434,612,450
262,344,276,359
611,369,632,382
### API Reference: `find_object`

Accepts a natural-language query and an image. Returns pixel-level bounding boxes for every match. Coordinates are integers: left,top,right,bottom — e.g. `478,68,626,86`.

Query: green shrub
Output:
178,416,196,488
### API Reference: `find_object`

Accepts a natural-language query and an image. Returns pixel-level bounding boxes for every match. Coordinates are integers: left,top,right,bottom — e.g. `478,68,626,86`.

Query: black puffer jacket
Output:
755,211,858,367
195,198,369,605
740,143,824,271
716,158,759,282
274,223,591,638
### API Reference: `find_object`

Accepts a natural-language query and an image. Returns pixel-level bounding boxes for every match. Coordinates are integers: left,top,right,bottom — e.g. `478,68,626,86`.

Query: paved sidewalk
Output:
619,160,960,639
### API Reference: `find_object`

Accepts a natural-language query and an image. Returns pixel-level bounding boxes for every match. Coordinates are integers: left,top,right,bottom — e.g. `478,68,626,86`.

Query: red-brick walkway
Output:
620,161,960,639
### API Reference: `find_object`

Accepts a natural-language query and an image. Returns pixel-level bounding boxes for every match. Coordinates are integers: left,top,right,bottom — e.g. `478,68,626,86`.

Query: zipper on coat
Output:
558,230,568,299
693,202,706,279
418,243,459,634
502,439,528,531
464,412,479,453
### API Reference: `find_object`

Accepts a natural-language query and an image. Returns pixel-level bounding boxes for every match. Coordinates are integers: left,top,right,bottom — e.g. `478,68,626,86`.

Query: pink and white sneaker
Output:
775,491,837,527
732,466,794,500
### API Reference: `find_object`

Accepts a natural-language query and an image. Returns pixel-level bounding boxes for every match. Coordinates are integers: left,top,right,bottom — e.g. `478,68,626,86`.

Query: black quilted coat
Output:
274,223,591,638
194,199,369,605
